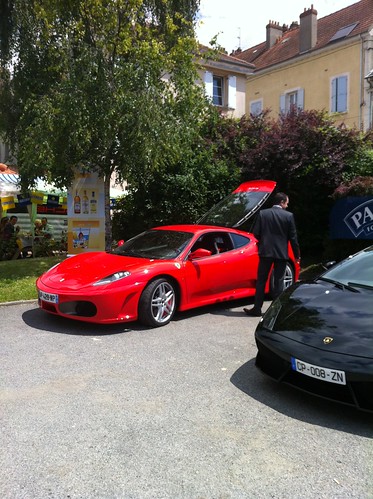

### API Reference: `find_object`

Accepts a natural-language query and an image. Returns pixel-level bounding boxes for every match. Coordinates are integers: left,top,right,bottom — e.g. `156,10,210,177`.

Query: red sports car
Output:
36,180,300,327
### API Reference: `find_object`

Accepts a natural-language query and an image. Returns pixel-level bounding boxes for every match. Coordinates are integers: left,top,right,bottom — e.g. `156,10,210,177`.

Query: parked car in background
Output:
255,245,373,413
36,180,300,327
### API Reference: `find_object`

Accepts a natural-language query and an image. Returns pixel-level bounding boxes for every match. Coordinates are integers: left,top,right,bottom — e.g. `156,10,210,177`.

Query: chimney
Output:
266,21,283,49
299,5,317,52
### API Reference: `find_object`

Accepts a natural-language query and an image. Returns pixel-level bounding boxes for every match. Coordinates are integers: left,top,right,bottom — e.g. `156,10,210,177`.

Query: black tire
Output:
138,278,177,327
269,262,295,299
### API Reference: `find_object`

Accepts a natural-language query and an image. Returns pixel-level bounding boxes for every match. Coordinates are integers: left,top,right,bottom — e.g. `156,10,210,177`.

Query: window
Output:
329,23,358,43
280,88,304,113
250,99,263,116
213,76,224,106
230,233,250,249
331,75,348,113
190,232,233,255
204,72,236,109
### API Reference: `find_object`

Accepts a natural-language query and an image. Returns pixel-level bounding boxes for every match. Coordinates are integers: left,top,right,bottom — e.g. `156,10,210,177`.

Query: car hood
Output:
197,180,276,228
270,280,373,358
39,252,157,290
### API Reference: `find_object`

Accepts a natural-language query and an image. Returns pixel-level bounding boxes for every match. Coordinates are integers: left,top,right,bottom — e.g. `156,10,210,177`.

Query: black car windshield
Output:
112,229,193,260
322,246,373,289
197,191,268,227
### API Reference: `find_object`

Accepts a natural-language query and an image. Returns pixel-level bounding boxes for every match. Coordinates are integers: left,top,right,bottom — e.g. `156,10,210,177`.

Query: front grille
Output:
350,382,373,411
59,301,97,317
282,370,354,405
40,301,57,313
255,340,289,380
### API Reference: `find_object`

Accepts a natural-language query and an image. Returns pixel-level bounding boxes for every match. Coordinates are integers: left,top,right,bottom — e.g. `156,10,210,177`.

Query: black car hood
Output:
272,280,373,358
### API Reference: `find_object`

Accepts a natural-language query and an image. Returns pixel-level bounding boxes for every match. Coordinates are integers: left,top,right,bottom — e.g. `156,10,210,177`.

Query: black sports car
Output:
255,245,373,413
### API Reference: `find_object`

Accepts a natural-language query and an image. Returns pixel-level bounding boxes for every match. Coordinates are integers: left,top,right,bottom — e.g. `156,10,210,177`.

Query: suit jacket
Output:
253,206,300,260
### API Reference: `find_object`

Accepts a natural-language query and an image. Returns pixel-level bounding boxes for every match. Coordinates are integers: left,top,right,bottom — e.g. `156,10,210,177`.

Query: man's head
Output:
10,215,18,225
273,192,289,209
41,217,48,226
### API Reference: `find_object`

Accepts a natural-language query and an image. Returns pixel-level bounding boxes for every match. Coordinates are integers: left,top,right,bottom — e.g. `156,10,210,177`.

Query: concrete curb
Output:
0,299,38,307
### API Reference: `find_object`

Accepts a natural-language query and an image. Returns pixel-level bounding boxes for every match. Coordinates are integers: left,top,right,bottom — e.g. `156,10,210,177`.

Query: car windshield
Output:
112,229,194,260
197,190,269,227
321,246,373,289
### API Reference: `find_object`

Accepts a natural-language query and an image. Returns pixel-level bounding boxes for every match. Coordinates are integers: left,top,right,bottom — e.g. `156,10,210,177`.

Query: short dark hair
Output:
10,215,18,222
273,192,288,205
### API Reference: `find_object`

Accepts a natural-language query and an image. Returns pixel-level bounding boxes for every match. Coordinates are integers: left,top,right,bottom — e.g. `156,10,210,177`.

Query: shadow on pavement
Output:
22,307,149,336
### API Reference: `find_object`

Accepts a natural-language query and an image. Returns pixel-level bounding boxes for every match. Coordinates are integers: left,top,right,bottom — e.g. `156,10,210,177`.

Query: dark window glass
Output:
231,233,251,248
213,76,223,106
198,190,269,228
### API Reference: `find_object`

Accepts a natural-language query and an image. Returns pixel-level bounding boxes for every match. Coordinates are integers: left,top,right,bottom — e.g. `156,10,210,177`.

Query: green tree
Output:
112,107,241,240
0,0,207,248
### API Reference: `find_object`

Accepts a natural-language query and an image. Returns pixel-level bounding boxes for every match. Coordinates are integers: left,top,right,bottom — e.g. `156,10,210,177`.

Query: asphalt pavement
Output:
1,299,372,498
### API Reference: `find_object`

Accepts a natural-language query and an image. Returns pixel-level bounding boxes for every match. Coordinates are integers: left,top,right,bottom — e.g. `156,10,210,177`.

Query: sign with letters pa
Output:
330,197,373,239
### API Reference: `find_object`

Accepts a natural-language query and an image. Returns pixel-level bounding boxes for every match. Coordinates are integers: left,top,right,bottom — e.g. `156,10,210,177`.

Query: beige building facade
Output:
235,0,373,131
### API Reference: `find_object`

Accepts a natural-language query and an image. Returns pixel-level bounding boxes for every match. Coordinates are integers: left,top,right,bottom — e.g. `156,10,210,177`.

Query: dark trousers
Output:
254,257,287,311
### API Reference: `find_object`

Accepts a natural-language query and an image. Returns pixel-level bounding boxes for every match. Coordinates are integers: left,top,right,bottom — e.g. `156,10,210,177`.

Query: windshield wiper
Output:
116,249,144,258
318,276,360,293
347,281,373,290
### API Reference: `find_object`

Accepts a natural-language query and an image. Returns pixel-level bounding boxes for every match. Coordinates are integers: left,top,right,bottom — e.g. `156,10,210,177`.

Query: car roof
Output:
151,224,250,236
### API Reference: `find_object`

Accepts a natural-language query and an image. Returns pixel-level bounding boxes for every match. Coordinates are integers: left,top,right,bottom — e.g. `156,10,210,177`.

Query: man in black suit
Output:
244,192,300,317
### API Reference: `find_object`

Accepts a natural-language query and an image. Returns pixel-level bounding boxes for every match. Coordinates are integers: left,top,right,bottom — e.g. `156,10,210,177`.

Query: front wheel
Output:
269,262,295,299
138,278,177,327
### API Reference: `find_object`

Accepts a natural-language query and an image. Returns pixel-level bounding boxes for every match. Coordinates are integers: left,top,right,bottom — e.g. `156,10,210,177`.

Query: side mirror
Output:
188,248,212,260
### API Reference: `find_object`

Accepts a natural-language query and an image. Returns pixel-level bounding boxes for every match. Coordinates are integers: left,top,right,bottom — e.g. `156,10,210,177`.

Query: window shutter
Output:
331,78,337,112
297,89,304,110
338,76,348,112
280,94,286,113
204,71,213,101
228,76,236,109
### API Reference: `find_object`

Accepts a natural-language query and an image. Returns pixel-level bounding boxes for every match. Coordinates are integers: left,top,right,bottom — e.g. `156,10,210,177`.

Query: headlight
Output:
261,299,282,330
93,271,131,286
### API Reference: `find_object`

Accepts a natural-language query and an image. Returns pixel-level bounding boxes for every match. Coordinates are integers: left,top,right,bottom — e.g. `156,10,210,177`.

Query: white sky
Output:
196,0,358,53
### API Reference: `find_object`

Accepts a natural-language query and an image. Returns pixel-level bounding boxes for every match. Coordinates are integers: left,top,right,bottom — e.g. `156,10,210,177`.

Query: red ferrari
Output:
36,180,300,327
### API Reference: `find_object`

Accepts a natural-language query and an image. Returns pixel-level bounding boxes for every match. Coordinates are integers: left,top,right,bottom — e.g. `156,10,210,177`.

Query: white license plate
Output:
291,357,346,385
39,291,59,304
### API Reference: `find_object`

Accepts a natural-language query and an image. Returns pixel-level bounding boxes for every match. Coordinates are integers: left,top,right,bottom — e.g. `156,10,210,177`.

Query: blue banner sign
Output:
17,193,31,206
330,197,373,239
47,194,60,207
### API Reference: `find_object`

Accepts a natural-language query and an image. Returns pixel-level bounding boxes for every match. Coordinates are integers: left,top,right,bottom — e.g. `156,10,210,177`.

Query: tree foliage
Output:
332,175,373,198
0,0,207,247
112,107,241,239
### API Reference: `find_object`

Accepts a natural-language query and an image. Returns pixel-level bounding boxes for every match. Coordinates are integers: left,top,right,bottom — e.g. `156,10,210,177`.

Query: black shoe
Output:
243,307,262,317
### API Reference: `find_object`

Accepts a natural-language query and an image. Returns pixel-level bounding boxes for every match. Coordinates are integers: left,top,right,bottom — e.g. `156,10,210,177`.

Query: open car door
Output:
197,180,276,230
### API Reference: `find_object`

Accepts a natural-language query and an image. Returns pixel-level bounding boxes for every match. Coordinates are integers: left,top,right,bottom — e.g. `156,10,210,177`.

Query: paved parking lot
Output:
1,300,372,498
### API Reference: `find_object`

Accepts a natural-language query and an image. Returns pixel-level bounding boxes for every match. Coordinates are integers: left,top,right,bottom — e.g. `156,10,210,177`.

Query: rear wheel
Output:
269,262,294,298
138,278,177,327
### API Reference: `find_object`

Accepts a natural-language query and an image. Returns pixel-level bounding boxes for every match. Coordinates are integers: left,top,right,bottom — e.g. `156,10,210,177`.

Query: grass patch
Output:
0,256,65,303
0,254,326,304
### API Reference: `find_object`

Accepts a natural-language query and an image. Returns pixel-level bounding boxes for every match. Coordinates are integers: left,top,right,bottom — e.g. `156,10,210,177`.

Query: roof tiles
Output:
235,0,373,71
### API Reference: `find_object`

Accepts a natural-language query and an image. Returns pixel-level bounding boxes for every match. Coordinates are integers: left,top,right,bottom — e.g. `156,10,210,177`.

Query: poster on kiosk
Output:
67,169,105,254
